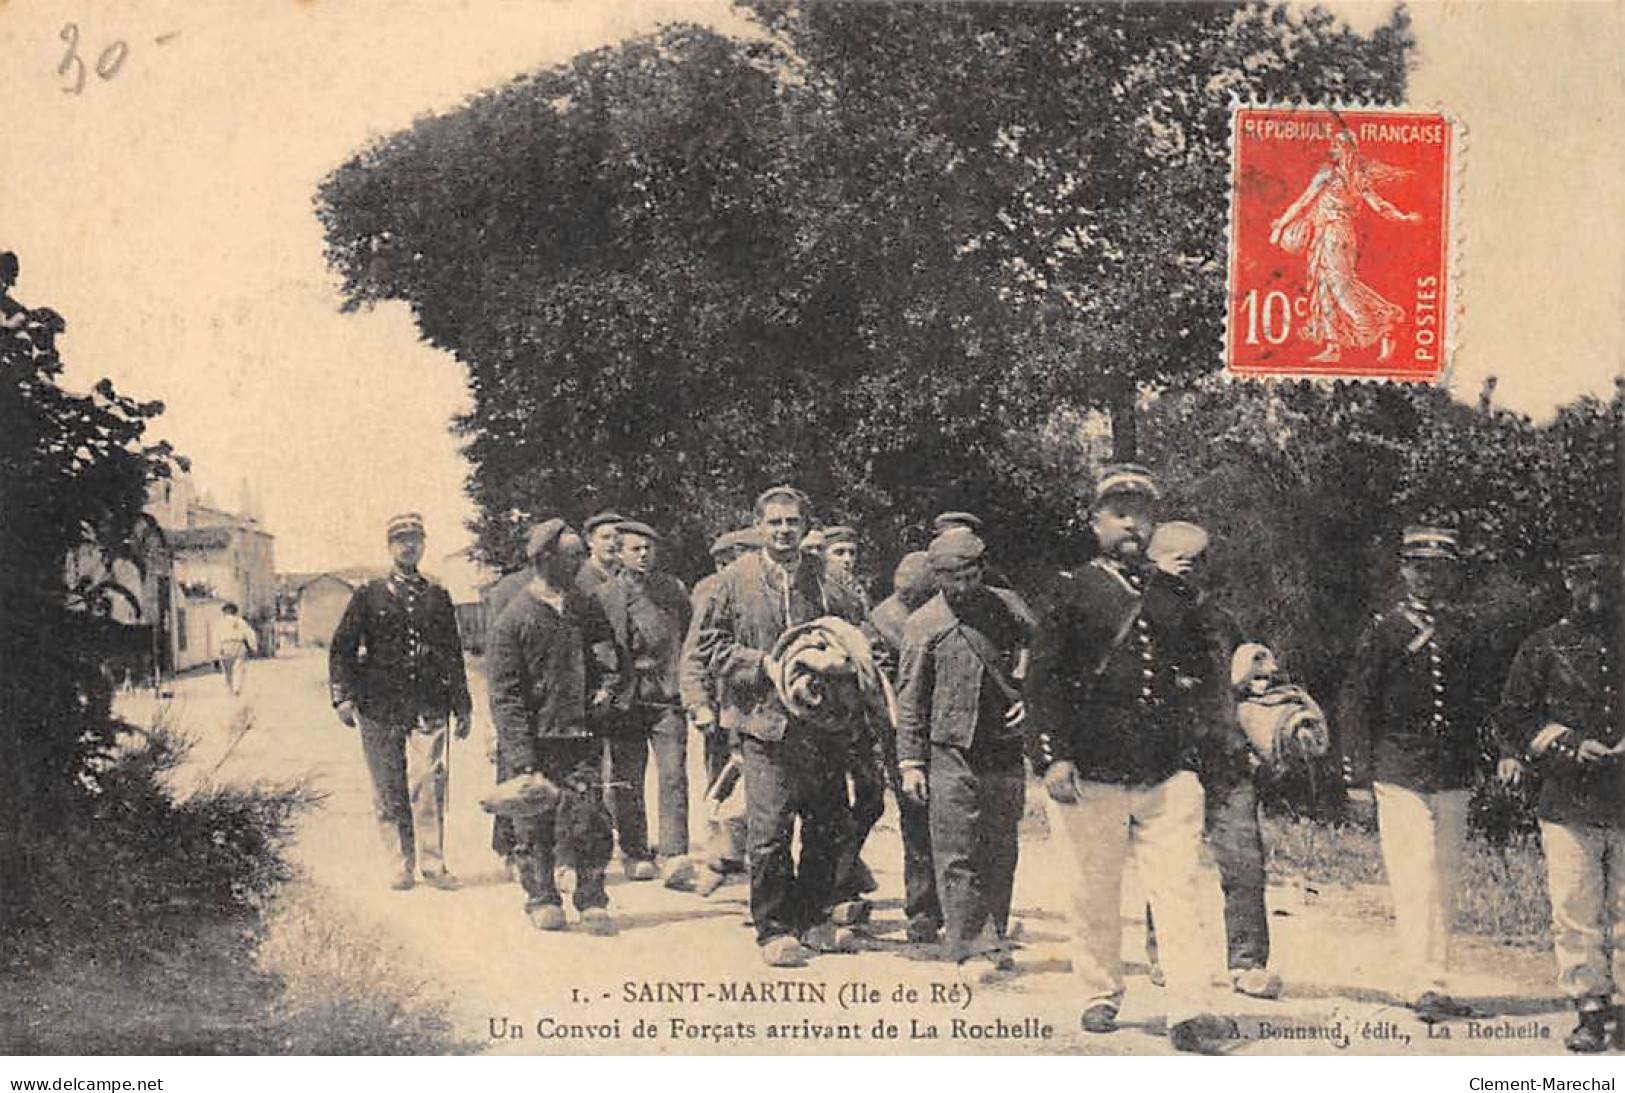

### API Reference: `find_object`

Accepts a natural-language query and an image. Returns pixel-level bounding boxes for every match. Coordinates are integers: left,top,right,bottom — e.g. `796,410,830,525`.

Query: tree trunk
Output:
1109,383,1138,462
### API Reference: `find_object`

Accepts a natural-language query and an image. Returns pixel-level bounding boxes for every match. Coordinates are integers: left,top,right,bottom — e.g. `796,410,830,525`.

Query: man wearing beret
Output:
596,519,693,884
329,513,473,891
682,529,759,895
577,510,626,598
486,520,619,933
1026,464,1233,1052
1338,523,1499,1023
897,529,1034,969
688,486,869,966
866,551,943,942
1496,535,1624,1052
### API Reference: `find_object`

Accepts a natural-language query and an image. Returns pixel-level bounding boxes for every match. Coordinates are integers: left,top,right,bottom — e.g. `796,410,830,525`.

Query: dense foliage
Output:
317,2,1413,573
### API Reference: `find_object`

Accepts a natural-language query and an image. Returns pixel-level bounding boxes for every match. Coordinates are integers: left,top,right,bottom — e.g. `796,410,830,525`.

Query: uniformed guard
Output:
596,519,693,884
1337,523,1493,1023
896,529,1033,971
1025,463,1234,1052
1496,534,1624,1052
329,513,472,891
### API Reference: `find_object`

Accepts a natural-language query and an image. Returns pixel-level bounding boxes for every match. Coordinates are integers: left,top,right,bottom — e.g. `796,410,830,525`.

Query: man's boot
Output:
1564,998,1612,1054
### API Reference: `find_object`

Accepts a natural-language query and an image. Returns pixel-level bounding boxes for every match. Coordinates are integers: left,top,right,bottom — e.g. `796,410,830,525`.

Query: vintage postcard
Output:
1,0,1621,1079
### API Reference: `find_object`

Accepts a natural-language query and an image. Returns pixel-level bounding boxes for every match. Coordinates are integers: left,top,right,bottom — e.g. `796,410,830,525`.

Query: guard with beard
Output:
896,529,1033,971
1496,535,1624,1052
1025,464,1234,1053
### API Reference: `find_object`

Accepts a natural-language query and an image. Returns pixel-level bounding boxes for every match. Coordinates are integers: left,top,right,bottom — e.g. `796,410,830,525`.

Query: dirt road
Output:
120,648,1579,1056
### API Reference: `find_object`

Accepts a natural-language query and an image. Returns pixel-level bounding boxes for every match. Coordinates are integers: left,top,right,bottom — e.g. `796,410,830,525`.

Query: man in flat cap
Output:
329,513,472,891
681,529,759,895
688,486,870,966
1338,522,1499,1023
577,510,626,599
1496,535,1623,1052
486,519,619,933
897,528,1034,969
596,519,693,884
1026,464,1233,1052
866,550,942,942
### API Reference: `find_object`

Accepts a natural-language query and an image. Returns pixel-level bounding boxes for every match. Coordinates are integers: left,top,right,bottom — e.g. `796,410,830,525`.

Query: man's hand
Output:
1042,760,1078,804
689,706,717,732
1497,757,1525,786
900,767,928,805
590,687,613,709
335,700,357,728
1577,738,1616,764
1004,700,1026,729
454,710,472,740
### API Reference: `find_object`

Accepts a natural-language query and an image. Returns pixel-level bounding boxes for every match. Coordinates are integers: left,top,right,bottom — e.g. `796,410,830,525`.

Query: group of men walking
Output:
324,465,1621,1054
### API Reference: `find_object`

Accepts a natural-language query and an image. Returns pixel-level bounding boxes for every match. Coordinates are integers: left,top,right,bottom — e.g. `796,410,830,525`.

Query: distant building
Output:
295,573,356,648
64,512,176,686
157,473,276,667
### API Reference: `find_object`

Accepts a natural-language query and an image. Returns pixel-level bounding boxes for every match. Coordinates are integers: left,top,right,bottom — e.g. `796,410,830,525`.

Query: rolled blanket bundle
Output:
1236,687,1330,769
764,616,897,731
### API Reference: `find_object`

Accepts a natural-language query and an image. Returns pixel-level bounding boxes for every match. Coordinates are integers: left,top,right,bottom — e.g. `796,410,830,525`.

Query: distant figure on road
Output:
215,602,258,696
486,519,619,934
329,513,472,892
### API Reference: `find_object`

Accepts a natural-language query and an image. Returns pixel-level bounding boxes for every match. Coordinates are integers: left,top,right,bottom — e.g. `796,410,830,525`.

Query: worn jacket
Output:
1337,599,1499,792
596,571,691,710
1496,616,1622,828
685,549,867,742
1026,558,1216,786
679,571,724,714
896,588,1035,766
486,582,616,772
329,570,471,724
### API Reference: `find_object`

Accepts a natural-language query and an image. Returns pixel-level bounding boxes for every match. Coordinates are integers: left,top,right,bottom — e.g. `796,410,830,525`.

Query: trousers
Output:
607,708,689,860
512,737,614,910
1051,770,1225,1025
1373,781,1468,1000
835,723,888,901
357,712,448,877
741,727,848,944
1539,819,1624,1001
929,737,1023,952
702,727,747,870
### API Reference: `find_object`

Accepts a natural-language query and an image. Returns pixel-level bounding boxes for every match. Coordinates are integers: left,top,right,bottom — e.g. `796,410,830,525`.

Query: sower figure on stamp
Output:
688,486,869,967
1337,523,1497,1023
329,513,472,891
867,550,943,944
486,519,619,934
596,519,693,886
1140,521,1284,1001
819,524,885,918
1026,465,1234,1053
1496,535,1624,1053
896,528,1033,975
680,529,757,896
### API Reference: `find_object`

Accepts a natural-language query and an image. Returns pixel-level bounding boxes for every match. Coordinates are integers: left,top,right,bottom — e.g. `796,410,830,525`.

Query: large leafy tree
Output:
316,2,1412,575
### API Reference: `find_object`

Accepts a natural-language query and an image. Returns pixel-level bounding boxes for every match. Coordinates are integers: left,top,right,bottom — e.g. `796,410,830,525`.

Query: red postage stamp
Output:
1226,106,1455,382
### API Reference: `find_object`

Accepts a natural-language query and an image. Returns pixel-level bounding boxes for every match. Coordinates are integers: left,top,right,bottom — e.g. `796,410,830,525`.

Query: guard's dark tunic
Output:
329,570,471,725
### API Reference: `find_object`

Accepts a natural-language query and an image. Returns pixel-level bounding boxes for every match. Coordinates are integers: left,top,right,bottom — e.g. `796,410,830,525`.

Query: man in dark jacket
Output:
1026,465,1232,1053
1496,535,1623,1052
1338,523,1497,1022
687,486,869,967
596,519,693,883
897,529,1033,969
486,519,618,933
329,513,472,891
866,550,942,942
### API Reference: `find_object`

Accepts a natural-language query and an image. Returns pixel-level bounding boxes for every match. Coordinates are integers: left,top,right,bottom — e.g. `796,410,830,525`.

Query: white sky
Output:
2,1,1619,572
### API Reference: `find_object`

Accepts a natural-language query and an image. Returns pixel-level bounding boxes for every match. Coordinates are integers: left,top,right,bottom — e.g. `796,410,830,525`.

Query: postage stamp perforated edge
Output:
1218,100,1468,389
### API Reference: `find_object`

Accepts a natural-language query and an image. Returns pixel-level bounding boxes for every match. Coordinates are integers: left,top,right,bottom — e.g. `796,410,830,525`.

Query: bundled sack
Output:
762,616,897,731
1230,643,1329,769
480,771,561,818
